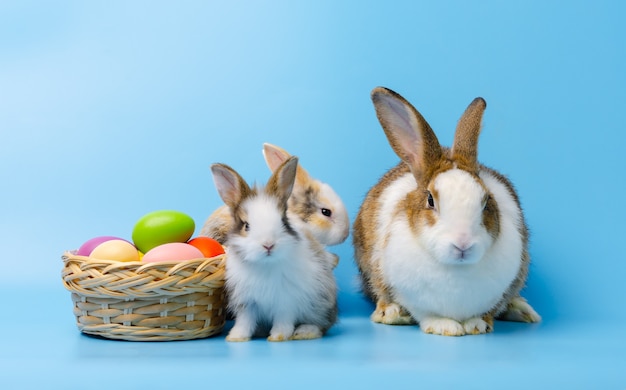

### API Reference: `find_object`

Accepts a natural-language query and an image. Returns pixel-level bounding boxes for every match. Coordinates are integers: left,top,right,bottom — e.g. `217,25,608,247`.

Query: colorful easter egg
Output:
188,236,225,258
89,239,140,262
132,210,195,253
141,242,204,263
77,236,129,256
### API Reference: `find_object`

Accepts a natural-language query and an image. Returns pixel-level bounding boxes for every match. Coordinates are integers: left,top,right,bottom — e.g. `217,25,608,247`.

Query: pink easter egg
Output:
141,242,204,263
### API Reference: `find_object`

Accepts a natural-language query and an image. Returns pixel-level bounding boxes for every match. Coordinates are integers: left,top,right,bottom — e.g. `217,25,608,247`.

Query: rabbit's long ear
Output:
371,87,442,183
211,163,252,210
451,97,486,171
262,143,291,171
266,156,299,210
263,142,311,187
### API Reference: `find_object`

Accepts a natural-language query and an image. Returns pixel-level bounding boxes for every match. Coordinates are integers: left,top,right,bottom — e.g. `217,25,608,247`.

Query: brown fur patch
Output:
231,198,253,237
288,181,320,222
482,193,500,239
482,314,494,328
404,191,434,235
404,157,457,233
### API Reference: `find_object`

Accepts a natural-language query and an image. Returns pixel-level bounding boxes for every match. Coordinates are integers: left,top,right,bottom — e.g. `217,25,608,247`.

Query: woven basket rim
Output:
62,250,226,299
62,249,225,265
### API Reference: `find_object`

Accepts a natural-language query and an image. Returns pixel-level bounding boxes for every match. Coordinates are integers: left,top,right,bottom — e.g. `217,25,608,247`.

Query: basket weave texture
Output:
62,251,226,341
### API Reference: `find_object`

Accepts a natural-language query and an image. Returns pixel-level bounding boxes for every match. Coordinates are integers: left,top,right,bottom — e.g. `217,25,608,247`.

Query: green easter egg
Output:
132,210,195,253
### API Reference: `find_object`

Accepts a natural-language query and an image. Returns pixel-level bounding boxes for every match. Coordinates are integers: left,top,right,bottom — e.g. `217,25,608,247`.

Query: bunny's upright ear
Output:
371,87,443,183
262,143,291,172
451,97,486,172
263,142,311,187
210,163,253,210
265,156,299,210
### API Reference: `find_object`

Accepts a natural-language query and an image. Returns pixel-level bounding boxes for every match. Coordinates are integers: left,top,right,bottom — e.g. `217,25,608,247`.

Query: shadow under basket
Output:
61,251,226,341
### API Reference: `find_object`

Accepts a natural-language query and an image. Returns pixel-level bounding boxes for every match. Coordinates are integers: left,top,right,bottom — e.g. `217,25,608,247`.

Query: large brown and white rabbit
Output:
202,143,349,254
211,156,338,341
353,87,541,336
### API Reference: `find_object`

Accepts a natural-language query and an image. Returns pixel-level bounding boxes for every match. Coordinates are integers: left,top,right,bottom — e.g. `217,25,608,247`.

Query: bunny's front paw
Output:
371,301,415,325
226,329,252,342
267,333,290,342
463,316,493,335
226,314,255,342
292,324,323,340
420,317,465,336
267,323,295,342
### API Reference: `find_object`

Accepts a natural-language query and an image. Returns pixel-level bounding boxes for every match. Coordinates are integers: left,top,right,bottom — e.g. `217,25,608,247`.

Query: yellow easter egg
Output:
90,239,140,262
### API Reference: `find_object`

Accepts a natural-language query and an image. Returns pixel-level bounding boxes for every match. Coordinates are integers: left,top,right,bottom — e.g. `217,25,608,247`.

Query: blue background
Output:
1,1,624,388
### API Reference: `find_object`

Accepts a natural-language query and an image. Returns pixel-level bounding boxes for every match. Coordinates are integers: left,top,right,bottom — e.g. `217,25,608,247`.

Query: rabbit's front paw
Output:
371,301,415,325
226,329,252,342
498,297,541,323
268,323,295,342
267,333,290,342
226,315,254,342
292,324,323,340
463,316,493,335
420,317,465,336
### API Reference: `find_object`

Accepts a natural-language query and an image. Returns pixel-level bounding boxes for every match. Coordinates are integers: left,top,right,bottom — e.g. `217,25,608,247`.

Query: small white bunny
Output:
211,156,338,341
201,143,349,254
353,87,541,336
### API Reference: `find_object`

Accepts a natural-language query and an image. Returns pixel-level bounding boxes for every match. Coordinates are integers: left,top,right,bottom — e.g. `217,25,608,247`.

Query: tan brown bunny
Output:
353,87,541,336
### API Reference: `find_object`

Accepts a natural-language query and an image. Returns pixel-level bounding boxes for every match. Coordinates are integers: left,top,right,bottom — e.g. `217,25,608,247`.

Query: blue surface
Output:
1,1,625,388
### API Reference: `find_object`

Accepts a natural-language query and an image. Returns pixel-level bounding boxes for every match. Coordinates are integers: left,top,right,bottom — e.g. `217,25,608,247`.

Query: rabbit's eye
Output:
321,208,332,217
427,192,435,209
243,222,250,231
483,194,491,210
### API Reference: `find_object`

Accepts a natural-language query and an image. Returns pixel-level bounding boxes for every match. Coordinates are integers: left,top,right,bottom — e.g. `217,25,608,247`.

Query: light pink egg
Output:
141,242,204,263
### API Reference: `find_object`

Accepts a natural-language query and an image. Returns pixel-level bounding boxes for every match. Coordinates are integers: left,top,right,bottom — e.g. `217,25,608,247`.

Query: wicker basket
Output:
61,251,226,341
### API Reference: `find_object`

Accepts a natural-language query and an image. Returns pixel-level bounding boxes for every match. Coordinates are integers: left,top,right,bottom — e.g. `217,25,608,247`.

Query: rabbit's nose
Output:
263,243,275,255
453,245,472,258
452,243,474,260
452,233,473,251
453,241,473,251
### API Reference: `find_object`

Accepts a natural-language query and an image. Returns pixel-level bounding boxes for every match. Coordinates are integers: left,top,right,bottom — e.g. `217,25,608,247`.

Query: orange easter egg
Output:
187,236,225,258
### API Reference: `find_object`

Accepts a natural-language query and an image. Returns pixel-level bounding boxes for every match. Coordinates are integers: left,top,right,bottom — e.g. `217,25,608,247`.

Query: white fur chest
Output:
382,230,520,321
225,245,326,321
376,171,523,321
